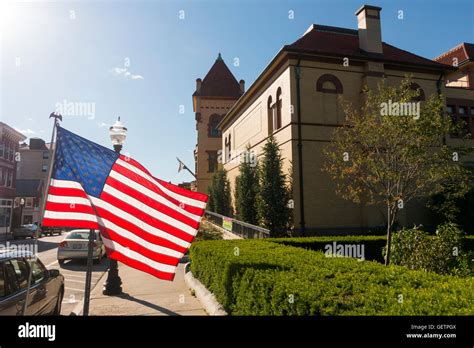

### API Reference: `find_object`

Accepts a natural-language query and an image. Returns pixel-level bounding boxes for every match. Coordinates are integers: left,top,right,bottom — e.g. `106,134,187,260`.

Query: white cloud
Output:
110,66,144,81
113,67,127,75
14,127,35,135
98,122,110,128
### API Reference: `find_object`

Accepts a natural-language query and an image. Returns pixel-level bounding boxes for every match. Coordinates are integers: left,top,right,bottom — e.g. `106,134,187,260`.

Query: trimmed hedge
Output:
267,235,387,262
189,239,474,315
266,235,474,264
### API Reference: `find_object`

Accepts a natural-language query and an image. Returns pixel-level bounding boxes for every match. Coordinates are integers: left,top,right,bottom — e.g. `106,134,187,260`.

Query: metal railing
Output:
205,210,270,239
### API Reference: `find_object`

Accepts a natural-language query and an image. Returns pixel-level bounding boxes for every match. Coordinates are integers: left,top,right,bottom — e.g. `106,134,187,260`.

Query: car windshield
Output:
20,224,36,230
65,230,99,240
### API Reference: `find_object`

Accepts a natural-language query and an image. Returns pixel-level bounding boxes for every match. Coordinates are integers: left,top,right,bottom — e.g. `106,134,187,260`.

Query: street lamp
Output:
102,117,127,296
19,198,25,226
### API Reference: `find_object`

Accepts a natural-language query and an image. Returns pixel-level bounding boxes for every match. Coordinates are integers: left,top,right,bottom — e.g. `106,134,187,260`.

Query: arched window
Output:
208,114,222,137
316,74,343,94
276,88,282,130
409,83,425,102
267,96,274,135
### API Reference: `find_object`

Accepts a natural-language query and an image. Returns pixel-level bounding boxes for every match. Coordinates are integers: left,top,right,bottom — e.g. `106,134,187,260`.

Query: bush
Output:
257,136,291,236
235,147,259,225
390,223,471,275
207,169,232,216
268,235,386,262
189,239,474,315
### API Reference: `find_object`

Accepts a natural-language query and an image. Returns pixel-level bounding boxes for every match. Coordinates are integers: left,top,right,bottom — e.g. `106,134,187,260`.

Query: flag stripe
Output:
99,227,180,266
104,182,199,233
105,247,175,281
48,186,88,199
44,210,98,223
106,173,202,223
101,236,177,274
100,190,196,243
41,218,98,229
44,201,96,215
112,163,205,217
90,196,192,248
92,203,189,253
98,217,183,258
115,159,207,209
46,194,92,206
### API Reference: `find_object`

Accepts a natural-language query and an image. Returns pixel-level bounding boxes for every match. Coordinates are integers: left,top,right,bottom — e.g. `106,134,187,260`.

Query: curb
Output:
183,263,227,316
70,269,109,316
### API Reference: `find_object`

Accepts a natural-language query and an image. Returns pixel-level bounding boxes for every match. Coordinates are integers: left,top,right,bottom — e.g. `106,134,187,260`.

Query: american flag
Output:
42,126,208,281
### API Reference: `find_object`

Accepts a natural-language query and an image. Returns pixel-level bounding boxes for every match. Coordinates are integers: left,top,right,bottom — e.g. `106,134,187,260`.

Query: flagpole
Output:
22,112,62,316
83,228,94,315
176,157,196,179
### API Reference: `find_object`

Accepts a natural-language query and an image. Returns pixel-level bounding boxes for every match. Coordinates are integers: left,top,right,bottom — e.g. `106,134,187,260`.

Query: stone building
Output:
215,4,474,234
0,122,26,234
193,54,244,194
14,138,51,225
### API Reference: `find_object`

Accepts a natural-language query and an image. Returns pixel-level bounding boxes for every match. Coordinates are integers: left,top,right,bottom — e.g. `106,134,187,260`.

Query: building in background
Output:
218,5,474,234
14,138,50,226
434,43,474,139
193,53,244,194
0,122,26,235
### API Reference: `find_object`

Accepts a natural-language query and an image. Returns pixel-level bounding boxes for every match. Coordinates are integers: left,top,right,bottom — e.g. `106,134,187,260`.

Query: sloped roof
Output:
16,179,42,197
285,25,449,70
193,54,242,98
434,42,474,66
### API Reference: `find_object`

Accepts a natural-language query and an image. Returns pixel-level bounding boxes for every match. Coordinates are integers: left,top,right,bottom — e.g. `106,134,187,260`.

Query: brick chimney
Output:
196,78,202,93
239,79,245,93
355,5,383,54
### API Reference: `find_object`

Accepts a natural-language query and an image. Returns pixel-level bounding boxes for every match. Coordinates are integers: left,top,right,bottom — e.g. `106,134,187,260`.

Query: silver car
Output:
57,230,106,265
12,224,40,240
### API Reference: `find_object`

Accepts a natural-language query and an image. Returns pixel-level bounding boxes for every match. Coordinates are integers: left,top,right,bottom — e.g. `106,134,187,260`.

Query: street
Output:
7,234,109,315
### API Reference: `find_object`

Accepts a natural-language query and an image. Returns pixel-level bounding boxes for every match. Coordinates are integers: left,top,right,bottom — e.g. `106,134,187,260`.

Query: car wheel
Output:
53,288,64,315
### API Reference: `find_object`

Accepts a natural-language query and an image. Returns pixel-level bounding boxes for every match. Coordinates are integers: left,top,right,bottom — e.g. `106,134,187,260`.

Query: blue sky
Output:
1,0,473,184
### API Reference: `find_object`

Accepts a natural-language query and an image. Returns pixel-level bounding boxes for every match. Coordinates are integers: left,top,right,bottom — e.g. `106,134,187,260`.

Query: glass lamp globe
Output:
109,117,128,146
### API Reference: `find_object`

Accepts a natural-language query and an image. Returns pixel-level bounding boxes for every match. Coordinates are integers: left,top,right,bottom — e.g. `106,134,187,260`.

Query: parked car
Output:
40,226,63,237
57,229,106,265
0,249,64,315
12,224,40,240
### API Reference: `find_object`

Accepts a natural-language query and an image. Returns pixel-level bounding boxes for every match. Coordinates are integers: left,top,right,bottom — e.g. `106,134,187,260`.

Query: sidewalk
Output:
88,262,207,316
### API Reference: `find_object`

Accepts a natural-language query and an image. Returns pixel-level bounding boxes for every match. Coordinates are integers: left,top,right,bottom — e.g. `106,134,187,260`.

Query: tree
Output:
323,78,472,265
235,146,259,225
257,136,291,237
207,168,232,216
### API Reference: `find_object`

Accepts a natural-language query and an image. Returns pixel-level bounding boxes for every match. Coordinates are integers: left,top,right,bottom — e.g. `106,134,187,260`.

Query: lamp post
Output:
19,198,25,226
102,117,127,296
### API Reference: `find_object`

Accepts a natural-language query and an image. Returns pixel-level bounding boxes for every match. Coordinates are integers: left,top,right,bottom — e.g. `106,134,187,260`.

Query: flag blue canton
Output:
52,126,119,198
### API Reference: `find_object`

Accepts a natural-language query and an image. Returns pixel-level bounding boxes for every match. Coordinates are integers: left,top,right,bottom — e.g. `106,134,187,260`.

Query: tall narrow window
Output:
276,88,282,130
267,96,274,135
225,134,232,162
208,114,222,137
207,151,218,173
